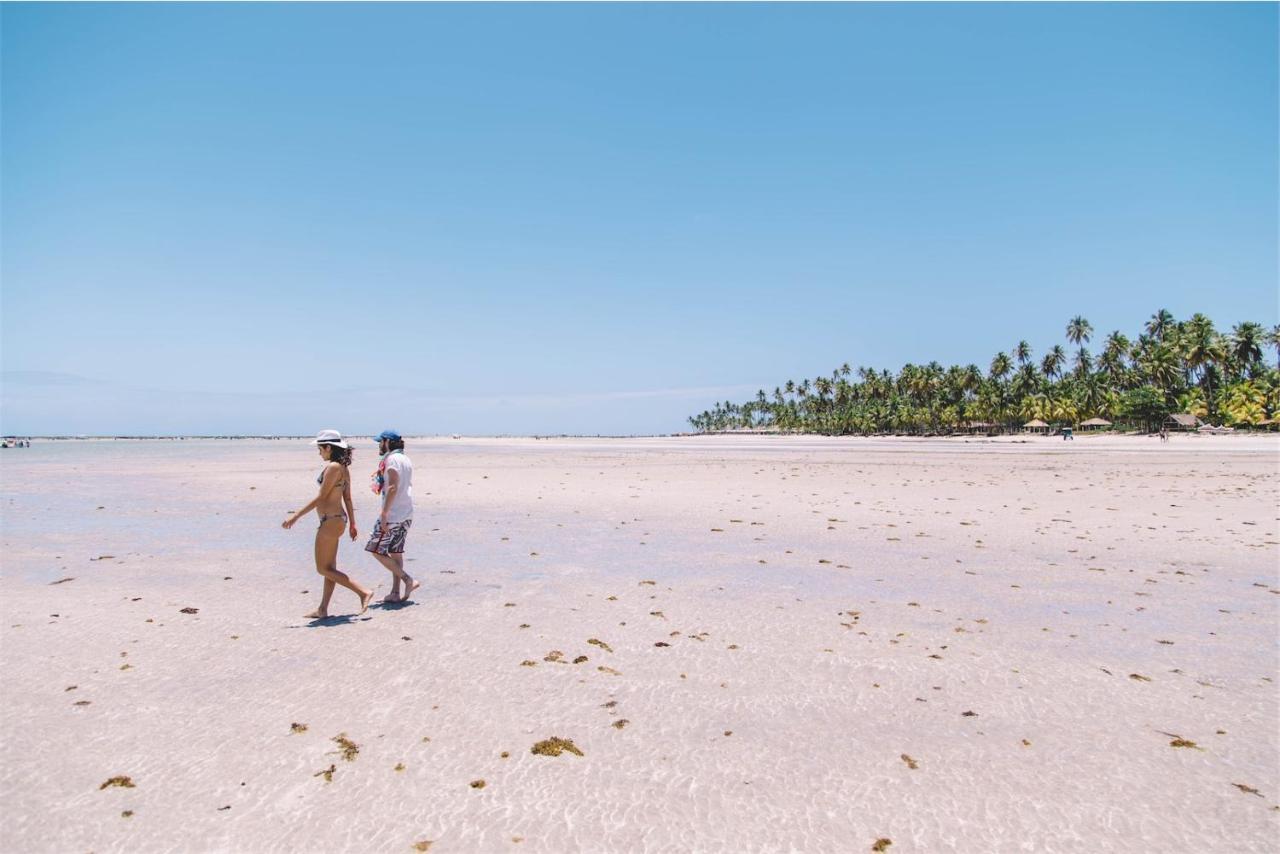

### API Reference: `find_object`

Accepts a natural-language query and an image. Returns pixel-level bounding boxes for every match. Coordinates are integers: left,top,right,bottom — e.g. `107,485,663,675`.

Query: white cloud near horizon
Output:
0,371,761,435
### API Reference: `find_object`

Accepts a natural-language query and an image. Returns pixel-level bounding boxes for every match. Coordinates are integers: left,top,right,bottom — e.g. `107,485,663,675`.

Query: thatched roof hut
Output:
1080,417,1112,430
1022,419,1049,434
1165,413,1201,430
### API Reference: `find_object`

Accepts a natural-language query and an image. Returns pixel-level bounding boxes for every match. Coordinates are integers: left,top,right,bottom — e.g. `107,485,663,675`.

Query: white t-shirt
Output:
382,452,414,524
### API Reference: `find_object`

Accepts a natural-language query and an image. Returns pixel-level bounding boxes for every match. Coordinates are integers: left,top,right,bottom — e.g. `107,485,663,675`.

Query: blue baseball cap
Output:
374,430,402,443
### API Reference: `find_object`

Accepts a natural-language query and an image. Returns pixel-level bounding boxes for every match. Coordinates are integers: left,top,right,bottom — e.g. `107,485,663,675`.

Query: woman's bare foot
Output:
305,609,328,619
359,590,375,614
401,579,421,602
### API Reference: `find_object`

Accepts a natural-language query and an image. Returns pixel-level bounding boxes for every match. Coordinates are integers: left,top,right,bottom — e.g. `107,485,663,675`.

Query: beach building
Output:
1079,417,1112,432
1165,413,1201,432
1022,419,1050,434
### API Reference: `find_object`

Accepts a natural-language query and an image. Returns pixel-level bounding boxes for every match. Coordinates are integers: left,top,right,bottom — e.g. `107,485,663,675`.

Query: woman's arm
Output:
282,463,341,529
343,477,358,540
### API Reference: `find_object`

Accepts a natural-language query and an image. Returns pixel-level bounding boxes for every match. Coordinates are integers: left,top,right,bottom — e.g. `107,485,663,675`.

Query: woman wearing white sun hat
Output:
283,429,373,618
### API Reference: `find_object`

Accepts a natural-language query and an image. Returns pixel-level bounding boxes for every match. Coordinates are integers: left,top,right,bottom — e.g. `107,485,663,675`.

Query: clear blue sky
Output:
2,3,1276,435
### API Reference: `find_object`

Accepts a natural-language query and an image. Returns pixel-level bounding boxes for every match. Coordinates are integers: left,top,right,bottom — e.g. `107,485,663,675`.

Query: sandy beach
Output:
1,434,1277,852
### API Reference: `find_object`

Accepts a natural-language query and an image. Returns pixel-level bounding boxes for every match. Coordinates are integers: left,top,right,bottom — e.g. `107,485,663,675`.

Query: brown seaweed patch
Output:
394,762,405,772
73,700,91,707
872,840,892,852
587,638,613,653
520,660,538,667
531,736,583,757
179,607,199,614
544,650,564,663
612,719,629,730
900,754,919,770
99,776,135,790
49,577,75,585
598,666,621,675
573,655,588,664
332,733,360,761
413,842,433,852
314,764,336,782
654,641,670,648
1129,674,1152,682
469,779,486,789
291,722,308,734
1232,783,1262,796
639,580,656,586
1170,739,1201,749
961,711,977,717
121,810,133,818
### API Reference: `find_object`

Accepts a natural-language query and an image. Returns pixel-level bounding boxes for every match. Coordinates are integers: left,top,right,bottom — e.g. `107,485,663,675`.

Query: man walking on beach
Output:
368,430,419,603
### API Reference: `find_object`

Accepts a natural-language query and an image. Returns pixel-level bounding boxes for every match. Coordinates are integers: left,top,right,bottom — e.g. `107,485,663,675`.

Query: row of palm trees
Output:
688,312,1280,435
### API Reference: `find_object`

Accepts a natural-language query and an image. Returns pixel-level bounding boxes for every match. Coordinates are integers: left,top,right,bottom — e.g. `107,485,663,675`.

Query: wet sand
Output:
1,435,1277,852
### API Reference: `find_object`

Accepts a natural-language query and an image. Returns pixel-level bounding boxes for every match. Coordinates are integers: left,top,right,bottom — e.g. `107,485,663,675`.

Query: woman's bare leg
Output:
308,521,372,616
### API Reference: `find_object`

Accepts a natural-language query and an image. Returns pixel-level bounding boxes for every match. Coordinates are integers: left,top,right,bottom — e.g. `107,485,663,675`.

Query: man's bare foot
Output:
359,590,374,614
305,609,328,619
401,579,421,602
381,592,402,604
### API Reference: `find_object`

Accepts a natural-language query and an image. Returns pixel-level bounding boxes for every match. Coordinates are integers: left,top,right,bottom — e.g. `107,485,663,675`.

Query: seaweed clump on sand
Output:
332,733,359,761
612,719,629,730
314,764,336,782
1170,738,1201,749
413,842,433,852
290,722,308,734
99,776,136,790
872,840,892,852
470,779,486,789
587,638,613,653
531,737,583,757
900,754,919,770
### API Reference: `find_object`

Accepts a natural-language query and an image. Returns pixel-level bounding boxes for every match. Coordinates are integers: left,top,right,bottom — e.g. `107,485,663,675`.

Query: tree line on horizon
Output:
688,312,1280,435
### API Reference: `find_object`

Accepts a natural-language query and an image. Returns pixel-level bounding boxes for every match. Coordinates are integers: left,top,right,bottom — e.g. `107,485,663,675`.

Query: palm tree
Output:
1066,316,1093,347
1140,343,1180,405
1014,340,1032,366
1146,309,1175,341
1266,324,1280,370
1041,346,1066,383
1181,313,1224,415
1072,347,1093,378
684,310,1268,435
989,352,1012,382
1230,322,1264,378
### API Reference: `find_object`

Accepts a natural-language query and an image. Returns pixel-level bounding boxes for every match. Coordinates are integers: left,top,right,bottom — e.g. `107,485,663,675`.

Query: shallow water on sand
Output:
2,436,1278,853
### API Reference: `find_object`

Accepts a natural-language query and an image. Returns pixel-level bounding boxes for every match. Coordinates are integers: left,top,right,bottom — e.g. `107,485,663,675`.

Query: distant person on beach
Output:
368,429,419,603
282,429,374,618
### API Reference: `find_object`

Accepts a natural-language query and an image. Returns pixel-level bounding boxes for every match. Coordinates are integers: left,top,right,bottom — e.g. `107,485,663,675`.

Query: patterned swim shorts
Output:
365,518,412,555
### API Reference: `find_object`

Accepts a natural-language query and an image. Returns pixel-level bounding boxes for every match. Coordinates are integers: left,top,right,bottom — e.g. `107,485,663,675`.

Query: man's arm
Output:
380,467,400,526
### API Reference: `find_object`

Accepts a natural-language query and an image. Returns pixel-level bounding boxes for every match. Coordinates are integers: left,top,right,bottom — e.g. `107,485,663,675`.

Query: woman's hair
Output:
321,443,354,466
386,438,405,452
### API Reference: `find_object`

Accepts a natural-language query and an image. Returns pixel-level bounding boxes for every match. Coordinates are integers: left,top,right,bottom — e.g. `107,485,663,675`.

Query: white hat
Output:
312,429,350,449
